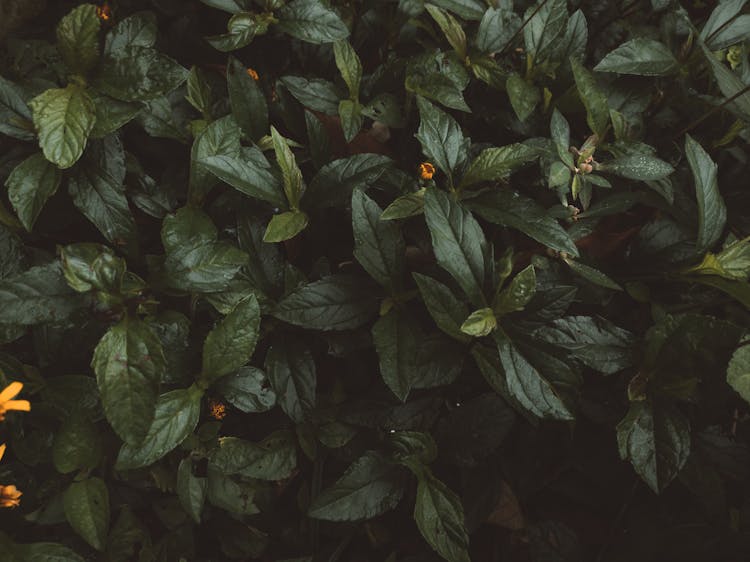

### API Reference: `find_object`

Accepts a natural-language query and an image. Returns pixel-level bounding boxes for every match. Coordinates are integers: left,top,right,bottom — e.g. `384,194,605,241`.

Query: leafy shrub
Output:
1,0,750,560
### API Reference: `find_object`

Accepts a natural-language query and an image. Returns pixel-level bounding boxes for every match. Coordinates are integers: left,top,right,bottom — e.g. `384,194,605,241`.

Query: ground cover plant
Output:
0,0,750,560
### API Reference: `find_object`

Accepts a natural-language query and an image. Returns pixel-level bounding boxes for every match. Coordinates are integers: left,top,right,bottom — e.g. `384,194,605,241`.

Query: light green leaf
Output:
595,38,677,76
29,85,96,169
56,4,101,75
616,400,691,493
201,295,260,385
685,134,727,253
309,451,406,521
92,316,165,444
460,307,497,337
425,4,467,58
63,478,109,551
424,188,486,305
263,210,309,243
206,12,267,51
606,154,675,181
571,57,609,137
459,144,539,188
271,126,304,208
494,265,536,315
276,0,349,44
414,469,471,562
334,40,362,99
728,342,750,405
338,98,363,142
352,190,404,291
381,189,426,220
5,152,62,231
115,386,202,469
273,275,377,330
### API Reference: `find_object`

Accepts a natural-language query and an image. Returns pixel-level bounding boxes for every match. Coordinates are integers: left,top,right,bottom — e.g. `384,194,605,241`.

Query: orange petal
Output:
0,444,5,462
0,382,22,403
4,400,30,412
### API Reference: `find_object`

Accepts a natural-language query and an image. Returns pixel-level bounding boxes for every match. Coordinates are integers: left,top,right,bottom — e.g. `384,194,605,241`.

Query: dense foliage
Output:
1,0,750,560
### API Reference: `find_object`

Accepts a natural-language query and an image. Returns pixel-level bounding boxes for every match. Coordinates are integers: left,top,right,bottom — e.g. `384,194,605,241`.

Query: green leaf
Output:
206,12,266,51
0,262,87,325
425,5,467,59
5,152,62,231
60,243,125,294
424,188,486,305
606,154,674,181
201,295,260,385
271,126,304,208
571,57,608,137
550,109,574,166
352,190,405,291
200,149,286,208
427,0,485,20
413,273,470,342
506,73,540,122
617,400,691,493
459,144,539,188
92,316,165,445
90,94,141,138
96,46,188,102
414,469,471,562
563,257,623,290
305,109,332,168
700,43,750,121
56,4,101,75
495,331,574,420
685,134,727,253
494,265,536,315
263,210,309,243
265,340,316,422
523,0,568,61
227,56,268,141
68,136,137,250
728,342,750,405
594,38,677,76
405,72,471,113
308,451,406,521
216,366,276,413
115,386,202,469
381,189,426,220
104,11,157,53
53,414,102,474
338,98,363,143
700,0,750,50
21,543,86,562
276,0,349,44
280,76,342,114
334,40,362,99
415,96,467,178
273,275,377,330
177,458,208,524
190,114,242,203
63,477,109,551
372,309,420,401
305,154,392,209
29,85,96,169
185,67,213,116
210,431,297,480
0,75,34,141
535,316,636,374
475,6,521,53
460,307,497,337
466,190,579,256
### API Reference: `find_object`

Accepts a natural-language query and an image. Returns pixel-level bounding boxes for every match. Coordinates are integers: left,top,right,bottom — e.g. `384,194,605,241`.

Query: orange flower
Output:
96,4,111,21
0,382,30,421
0,444,6,462
0,485,22,508
209,399,227,420
419,162,436,180
246,68,259,81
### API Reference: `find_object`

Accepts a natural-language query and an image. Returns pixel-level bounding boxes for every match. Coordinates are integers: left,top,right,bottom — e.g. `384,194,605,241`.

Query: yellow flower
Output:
419,162,436,180
0,485,22,508
96,4,111,21
209,399,227,420
0,382,31,421
246,68,259,81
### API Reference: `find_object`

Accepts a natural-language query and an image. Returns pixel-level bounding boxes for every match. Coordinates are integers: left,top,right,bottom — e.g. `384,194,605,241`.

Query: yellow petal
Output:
4,400,30,412
0,382,23,404
0,444,5,462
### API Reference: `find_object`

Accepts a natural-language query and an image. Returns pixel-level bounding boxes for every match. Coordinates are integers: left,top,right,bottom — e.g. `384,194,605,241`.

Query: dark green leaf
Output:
571,57,608,137
56,4,101,75
338,99,362,143
426,5,467,58
727,343,750,405
506,74,540,122
177,458,207,524
276,0,349,44
227,56,268,141
5,152,62,231
459,144,539,188
96,46,188,102
216,366,276,413
617,400,691,493
115,386,203,469
200,148,285,208
53,414,102,474
308,451,406,521
494,265,536,315
280,76,342,114
0,75,34,141
523,0,567,61
104,11,157,53
428,0,487,21
265,340,316,422
333,40,362,99
210,431,297,480
92,316,165,444
415,96,467,178
595,38,677,76
63,477,109,551
305,154,391,209
413,273,470,342
685,134,726,253
372,309,420,401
